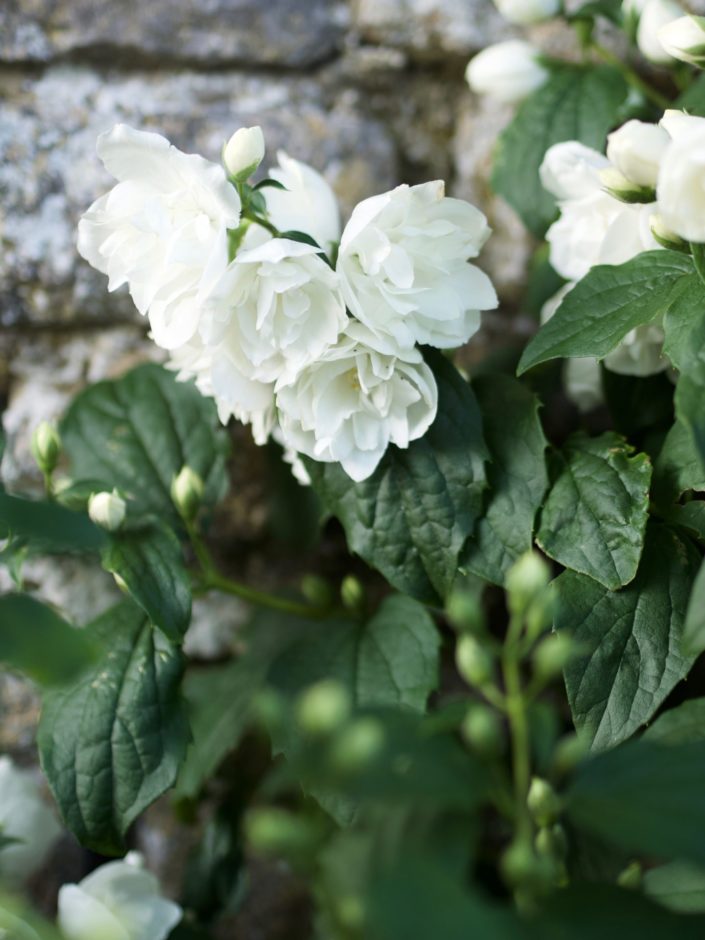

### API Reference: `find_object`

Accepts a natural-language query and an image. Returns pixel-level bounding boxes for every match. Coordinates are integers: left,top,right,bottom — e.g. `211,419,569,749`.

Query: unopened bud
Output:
525,586,557,640
527,777,562,828
505,552,550,616
651,213,689,252
455,635,494,689
296,680,351,737
171,466,204,523
617,860,643,890
659,15,705,68
501,838,558,891
300,574,333,608
329,717,385,775
461,704,504,758
336,896,365,931
88,490,126,531
223,126,265,180
599,166,654,204
245,808,318,858
446,590,485,635
31,421,61,475
535,823,567,860
532,633,575,680
552,733,588,776
340,575,364,611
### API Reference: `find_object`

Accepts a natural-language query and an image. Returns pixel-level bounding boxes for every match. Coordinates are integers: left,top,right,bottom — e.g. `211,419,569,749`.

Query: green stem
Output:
502,613,532,841
591,43,671,110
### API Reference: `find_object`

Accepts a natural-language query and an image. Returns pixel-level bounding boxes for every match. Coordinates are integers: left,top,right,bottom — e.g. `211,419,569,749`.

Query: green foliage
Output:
307,353,488,603
537,432,651,590
38,601,189,855
0,489,105,555
492,65,628,237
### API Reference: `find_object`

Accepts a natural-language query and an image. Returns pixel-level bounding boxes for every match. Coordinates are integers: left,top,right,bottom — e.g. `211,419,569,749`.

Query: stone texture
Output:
0,0,349,67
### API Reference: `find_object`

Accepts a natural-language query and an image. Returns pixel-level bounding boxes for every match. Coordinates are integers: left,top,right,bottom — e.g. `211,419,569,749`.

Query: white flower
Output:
492,0,560,24
78,124,241,350
660,108,705,141
465,41,548,105
271,426,312,486
202,237,347,385
58,851,181,940
637,0,683,64
0,757,61,883
542,285,604,412
540,141,611,202
264,152,341,251
603,322,667,375
88,490,126,531
223,126,265,179
276,323,438,482
657,119,705,242
337,181,497,354
606,120,670,188
658,15,705,66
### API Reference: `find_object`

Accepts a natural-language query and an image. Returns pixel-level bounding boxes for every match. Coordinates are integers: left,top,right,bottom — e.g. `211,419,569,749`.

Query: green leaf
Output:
38,601,189,854
644,860,705,913
653,420,705,504
462,375,548,585
307,353,488,602
267,594,441,712
676,73,705,115
675,359,705,477
643,698,705,745
682,559,705,656
0,594,97,686
537,432,651,589
101,525,191,642
567,737,705,866
663,274,705,374
558,524,701,749
0,490,105,554
492,65,628,238
662,501,705,544
517,251,693,375
60,364,229,527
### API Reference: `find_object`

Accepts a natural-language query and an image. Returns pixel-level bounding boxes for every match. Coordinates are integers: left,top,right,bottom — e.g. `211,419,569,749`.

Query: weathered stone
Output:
0,66,397,326
0,0,349,68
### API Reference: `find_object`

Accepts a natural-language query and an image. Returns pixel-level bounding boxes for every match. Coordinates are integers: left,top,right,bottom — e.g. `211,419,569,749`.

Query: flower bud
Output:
500,839,555,890
535,823,568,860
340,575,365,611
636,0,682,64
599,166,655,204
170,466,204,523
461,704,504,758
650,213,689,252
532,633,575,680
527,777,562,827
31,421,61,476
296,680,351,737
617,860,643,890
455,635,495,689
505,552,550,616
493,0,560,25
606,120,670,189
465,41,548,105
551,733,589,776
328,717,385,775
659,15,705,67
88,490,126,531
300,574,333,608
223,126,265,181
245,808,318,858
525,586,557,641
446,590,485,635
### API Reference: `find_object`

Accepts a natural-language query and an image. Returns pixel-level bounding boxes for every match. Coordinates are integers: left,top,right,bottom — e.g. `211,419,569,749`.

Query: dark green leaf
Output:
568,0,622,23
492,65,628,237
0,490,105,554
675,359,705,477
662,500,705,543
253,178,287,191
307,353,488,602
644,860,705,913
0,594,97,686
60,364,229,527
682,559,705,656
601,369,674,438
278,230,321,249
537,432,651,589
663,274,705,374
462,375,548,584
644,698,705,745
101,525,191,642
653,421,705,504
518,251,693,375
676,73,705,115
559,524,701,749
38,601,189,854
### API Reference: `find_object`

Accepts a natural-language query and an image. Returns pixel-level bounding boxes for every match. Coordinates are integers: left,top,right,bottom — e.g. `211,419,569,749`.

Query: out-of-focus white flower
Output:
623,0,649,14
659,15,705,66
337,181,496,354
541,285,604,412
88,490,126,531
223,126,265,179
58,851,182,940
606,120,670,188
465,41,548,105
660,108,705,141
78,124,241,350
637,0,683,63
276,323,438,482
271,426,312,486
492,0,560,24
604,322,667,375
657,121,705,242
264,152,341,251
540,141,610,202
0,757,61,883
202,237,347,385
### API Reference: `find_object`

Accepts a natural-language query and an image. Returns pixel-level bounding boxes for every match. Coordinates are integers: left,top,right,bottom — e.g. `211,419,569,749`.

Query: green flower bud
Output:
527,776,562,828
651,213,689,253
599,166,655,204
170,466,204,523
525,585,556,641
532,633,575,681
505,552,550,616
617,860,642,890
300,574,333,608
88,490,126,531
551,733,588,776
501,838,558,891
455,635,494,689
461,704,504,758
328,717,385,775
245,808,318,858
446,590,485,635
340,575,365,611
223,126,265,181
296,680,351,737
336,895,365,931
31,421,61,476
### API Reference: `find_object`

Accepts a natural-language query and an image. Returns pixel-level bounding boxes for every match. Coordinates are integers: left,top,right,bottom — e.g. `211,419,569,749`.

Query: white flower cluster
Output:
79,125,497,482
